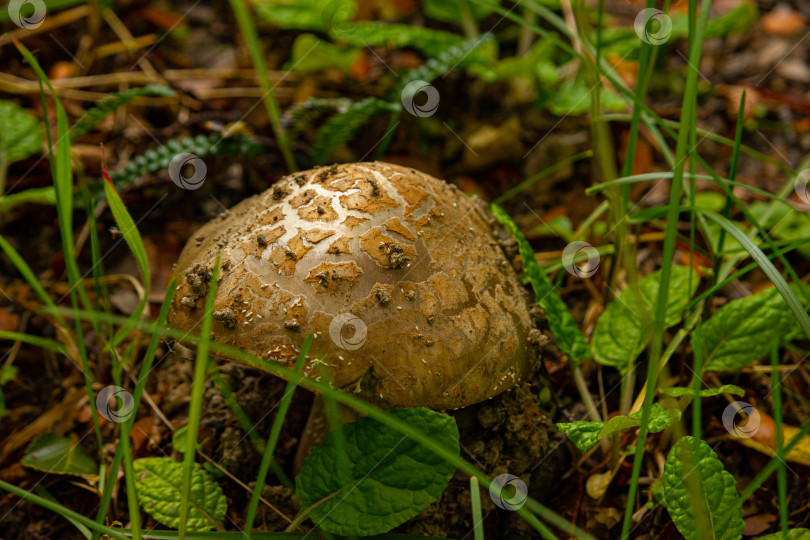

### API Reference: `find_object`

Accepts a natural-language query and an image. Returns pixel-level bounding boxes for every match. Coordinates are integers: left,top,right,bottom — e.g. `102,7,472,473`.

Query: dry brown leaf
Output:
761,8,806,36
734,411,810,466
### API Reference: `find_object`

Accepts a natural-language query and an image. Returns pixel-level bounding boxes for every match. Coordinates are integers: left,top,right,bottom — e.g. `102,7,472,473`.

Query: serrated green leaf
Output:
557,403,680,452
592,266,698,373
698,287,794,372
21,432,97,478
760,529,810,540
296,407,459,536
660,385,744,398
311,97,397,165
662,436,744,540
133,457,227,532
555,421,603,452
490,204,591,363
0,100,42,164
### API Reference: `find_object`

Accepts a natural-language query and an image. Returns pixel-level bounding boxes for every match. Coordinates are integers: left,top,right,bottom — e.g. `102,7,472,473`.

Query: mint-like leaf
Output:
557,403,680,452
21,432,97,478
592,266,698,373
296,407,459,535
698,287,794,372
133,457,226,532
662,436,744,540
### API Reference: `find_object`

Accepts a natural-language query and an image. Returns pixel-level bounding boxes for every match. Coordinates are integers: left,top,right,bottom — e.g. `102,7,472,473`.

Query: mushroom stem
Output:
294,395,360,472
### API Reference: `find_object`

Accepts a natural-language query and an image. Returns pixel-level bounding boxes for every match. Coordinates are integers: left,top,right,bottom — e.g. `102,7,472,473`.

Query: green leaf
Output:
698,287,794,371
662,436,744,540
133,457,227,532
71,85,176,141
469,39,557,83
255,0,356,31
557,403,680,452
311,97,397,165
0,364,17,386
760,530,810,540
171,425,207,454
334,21,466,58
750,201,810,259
490,204,590,363
21,432,97,478
0,186,56,213
546,80,626,116
0,364,14,427
288,33,362,76
295,407,459,536
421,0,497,22
592,266,698,373
103,175,151,347
660,384,744,398
0,100,42,165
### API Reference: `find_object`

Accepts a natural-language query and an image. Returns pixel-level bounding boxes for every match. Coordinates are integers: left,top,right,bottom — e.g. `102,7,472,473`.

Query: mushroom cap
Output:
168,162,533,408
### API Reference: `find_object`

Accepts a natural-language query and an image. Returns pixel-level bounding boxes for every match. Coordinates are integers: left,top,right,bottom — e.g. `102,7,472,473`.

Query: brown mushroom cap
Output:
168,162,533,408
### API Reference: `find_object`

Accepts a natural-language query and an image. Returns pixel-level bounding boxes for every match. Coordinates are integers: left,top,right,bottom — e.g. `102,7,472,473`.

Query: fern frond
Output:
88,133,264,196
281,97,353,135
391,33,496,98
311,97,398,165
71,85,176,141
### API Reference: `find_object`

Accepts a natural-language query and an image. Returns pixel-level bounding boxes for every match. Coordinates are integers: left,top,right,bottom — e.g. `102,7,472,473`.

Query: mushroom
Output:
168,162,535,450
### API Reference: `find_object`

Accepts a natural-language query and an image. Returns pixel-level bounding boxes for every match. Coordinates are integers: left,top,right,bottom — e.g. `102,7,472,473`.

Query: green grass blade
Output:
623,0,715,535
698,210,810,339
228,0,297,173
470,477,484,540
72,308,595,540
0,331,68,355
244,334,312,532
178,256,221,540
101,173,151,347
771,345,788,535
0,479,128,540
14,40,102,458
492,151,592,205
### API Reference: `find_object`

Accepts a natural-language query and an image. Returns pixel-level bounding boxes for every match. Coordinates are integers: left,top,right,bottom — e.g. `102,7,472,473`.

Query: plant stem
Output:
470,477,485,540
244,335,312,533
178,256,221,540
621,0,714,534
229,0,297,173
